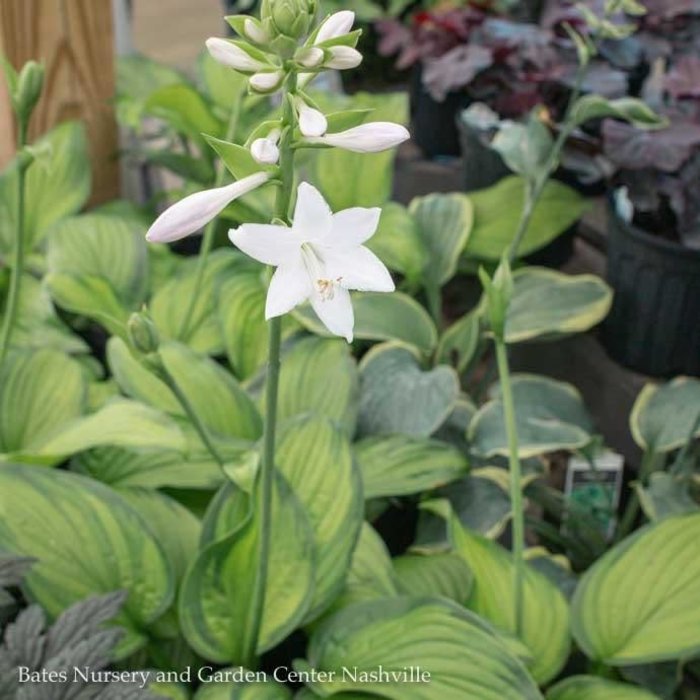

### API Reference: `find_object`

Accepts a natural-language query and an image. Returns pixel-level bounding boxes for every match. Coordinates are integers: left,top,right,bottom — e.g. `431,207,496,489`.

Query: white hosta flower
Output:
206,38,267,73
229,182,394,342
296,47,324,69
304,122,410,153
295,97,327,137
146,172,271,244
249,69,284,93
251,129,281,165
324,46,362,70
316,11,355,44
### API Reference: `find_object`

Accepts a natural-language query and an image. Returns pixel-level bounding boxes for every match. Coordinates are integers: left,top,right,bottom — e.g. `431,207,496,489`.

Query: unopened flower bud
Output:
296,47,324,68
295,97,327,137
324,46,362,70
262,0,317,41
244,18,269,44
304,122,410,153
206,38,268,74
249,70,285,94
315,11,355,44
127,311,160,355
15,61,44,122
251,129,281,165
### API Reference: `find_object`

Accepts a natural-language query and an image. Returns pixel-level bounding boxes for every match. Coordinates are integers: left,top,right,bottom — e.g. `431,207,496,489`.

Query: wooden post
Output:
0,0,119,204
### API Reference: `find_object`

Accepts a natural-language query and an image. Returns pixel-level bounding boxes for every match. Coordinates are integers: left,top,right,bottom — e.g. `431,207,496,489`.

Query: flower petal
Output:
229,224,301,266
330,207,381,247
311,286,354,342
146,172,271,243
292,182,333,242
265,253,312,319
325,246,395,293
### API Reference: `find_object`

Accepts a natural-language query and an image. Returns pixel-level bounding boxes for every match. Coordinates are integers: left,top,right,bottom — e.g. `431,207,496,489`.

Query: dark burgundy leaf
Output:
665,55,700,99
423,44,494,101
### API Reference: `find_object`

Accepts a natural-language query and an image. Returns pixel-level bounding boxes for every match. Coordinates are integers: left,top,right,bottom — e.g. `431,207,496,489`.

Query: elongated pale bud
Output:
206,38,267,73
324,46,362,70
295,98,327,137
296,46,324,68
249,69,285,94
305,122,410,153
244,18,269,44
146,172,272,243
316,11,355,43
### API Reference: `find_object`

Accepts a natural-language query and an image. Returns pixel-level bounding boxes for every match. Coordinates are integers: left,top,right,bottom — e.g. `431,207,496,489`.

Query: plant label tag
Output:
564,451,624,540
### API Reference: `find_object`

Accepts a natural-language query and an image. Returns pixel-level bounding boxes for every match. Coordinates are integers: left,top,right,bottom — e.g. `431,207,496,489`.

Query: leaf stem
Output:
179,91,244,340
494,337,525,636
0,120,29,371
249,70,298,665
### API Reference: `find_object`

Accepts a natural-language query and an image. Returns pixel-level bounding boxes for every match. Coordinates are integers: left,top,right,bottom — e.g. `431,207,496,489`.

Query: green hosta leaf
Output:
179,477,314,665
492,115,553,180
630,378,700,453
276,416,363,621
448,511,570,683
504,268,612,343
572,513,700,665
46,213,149,309
354,435,466,499
3,275,88,355
294,292,438,353
272,337,359,436
358,343,460,438
366,202,427,283
436,308,481,373
218,269,296,380
546,676,661,700
410,193,473,288
0,465,173,657
159,341,262,441
466,177,588,261
0,348,85,453
195,672,292,700
146,83,223,143
301,597,543,700
311,93,408,211
570,95,666,128
636,473,699,520
0,122,90,254
45,273,131,338
393,553,473,604
469,375,593,458
73,442,223,490
120,488,200,586
151,250,238,354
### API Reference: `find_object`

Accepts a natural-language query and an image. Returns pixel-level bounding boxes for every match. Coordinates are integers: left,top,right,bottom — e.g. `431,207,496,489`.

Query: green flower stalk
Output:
144,6,408,665
0,60,44,370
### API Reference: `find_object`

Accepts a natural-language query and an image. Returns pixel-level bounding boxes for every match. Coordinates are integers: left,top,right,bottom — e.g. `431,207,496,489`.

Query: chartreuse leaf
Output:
447,509,570,683
469,375,593,458
218,269,297,380
354,435,466,499
45,212,150,333
572,513,700,665
294,291,437,353
393,553,473,604
358,343,460,438
410,193,473,288
276,416,362,621
504,268,612,343
367,202,427,283
0,121,90,254
272,337,359,435
179,477,315,664
630,378,700,453
465,177,588,261
300,597,543,700
0,465,173,657
119,488,200,586
151,249,238,354
546,676,661,700
195,673,292,700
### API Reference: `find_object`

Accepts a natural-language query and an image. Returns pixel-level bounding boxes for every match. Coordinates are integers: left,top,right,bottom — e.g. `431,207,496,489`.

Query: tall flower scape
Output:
146,0,408,669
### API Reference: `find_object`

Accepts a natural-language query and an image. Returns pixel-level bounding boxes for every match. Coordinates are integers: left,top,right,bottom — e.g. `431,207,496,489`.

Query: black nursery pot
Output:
456,117,511,192
602,206,700,377
410,65,469,158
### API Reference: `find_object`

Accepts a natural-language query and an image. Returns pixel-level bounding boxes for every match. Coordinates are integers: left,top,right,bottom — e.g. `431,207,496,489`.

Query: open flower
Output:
146,172,272,243
304,122,410,153
229,182,394,341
